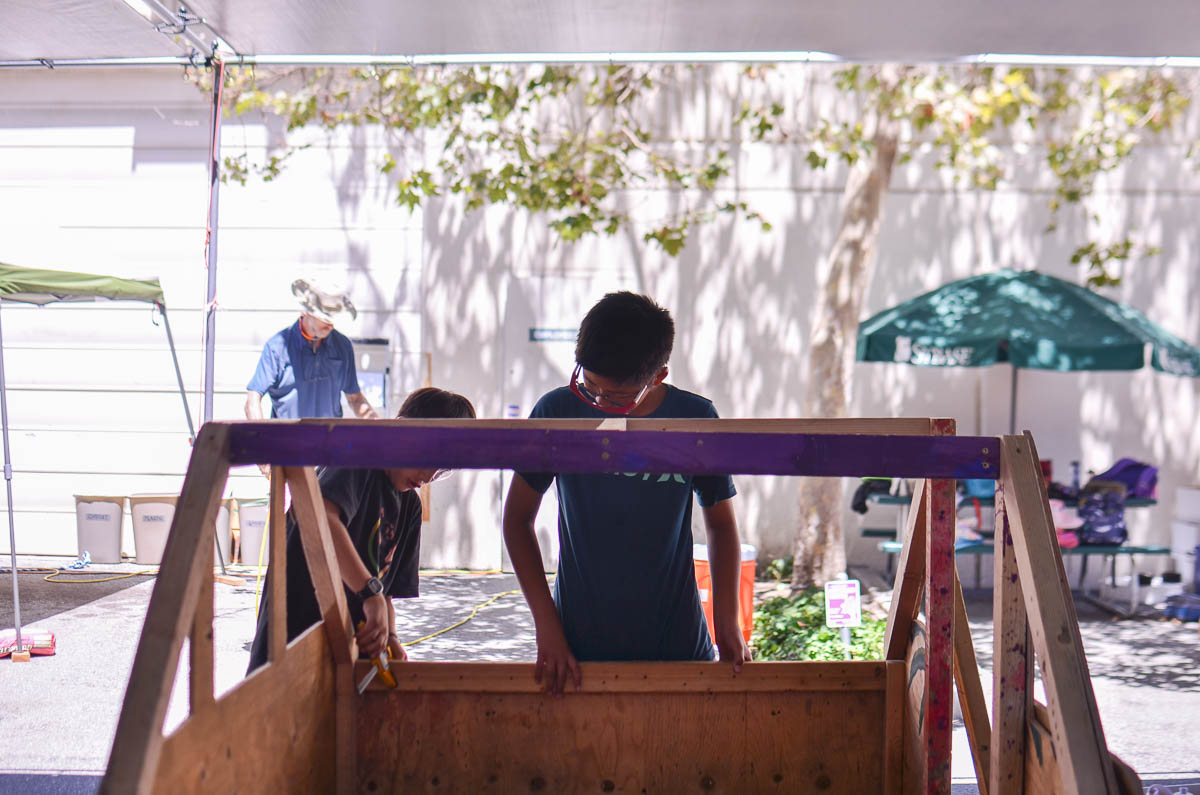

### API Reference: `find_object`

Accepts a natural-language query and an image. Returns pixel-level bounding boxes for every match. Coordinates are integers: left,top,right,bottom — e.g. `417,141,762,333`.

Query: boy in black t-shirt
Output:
247,387,475,674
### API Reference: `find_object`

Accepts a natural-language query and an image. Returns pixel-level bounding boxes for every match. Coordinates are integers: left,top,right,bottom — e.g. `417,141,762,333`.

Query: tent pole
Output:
202,58,225,426
202,59,230,576
158,304,196,443
0,301,24,658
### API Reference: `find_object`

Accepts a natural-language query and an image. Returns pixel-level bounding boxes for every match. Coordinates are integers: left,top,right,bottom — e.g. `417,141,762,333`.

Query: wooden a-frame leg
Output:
1001,434,1117,793
884,478,928,661
925,475,956,795
190,540,215,715
990,482,1030,795
268,468,288,663
284,466,357,795
101,425,231,795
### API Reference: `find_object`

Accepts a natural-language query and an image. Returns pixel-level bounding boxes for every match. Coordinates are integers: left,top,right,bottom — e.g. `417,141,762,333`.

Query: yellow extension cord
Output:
44,568,158,584
15,545,540,649
400,589,523,647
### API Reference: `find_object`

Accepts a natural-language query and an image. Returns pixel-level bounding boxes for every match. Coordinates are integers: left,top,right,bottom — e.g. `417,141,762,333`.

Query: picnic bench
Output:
877,539,1171,616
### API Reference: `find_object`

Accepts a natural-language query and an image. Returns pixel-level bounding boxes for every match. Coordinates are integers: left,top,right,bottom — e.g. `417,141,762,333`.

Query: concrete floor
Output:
1,556,1198,794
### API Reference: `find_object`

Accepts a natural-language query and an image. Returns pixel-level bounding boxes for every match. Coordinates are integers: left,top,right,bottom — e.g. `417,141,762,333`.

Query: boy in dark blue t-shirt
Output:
503,291,752,695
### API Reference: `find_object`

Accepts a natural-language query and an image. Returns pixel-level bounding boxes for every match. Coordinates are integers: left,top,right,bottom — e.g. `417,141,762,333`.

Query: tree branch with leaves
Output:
196,63,769,255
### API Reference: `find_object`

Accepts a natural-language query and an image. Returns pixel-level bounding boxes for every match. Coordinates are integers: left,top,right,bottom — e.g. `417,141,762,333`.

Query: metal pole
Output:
0,300,24,657
202,58,225,425
158,304,196,443
1009,365,1018,435
203,59,229,576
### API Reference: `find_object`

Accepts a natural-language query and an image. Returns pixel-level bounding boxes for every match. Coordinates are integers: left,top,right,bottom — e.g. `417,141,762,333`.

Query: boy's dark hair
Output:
395,387,476,420
575,291,674,383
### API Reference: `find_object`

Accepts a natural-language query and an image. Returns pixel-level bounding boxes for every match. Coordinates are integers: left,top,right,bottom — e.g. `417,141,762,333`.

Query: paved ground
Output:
1,556,1197,793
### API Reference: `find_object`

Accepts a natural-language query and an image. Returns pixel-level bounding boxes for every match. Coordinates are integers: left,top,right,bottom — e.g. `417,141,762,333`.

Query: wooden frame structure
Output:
100,418,1140,794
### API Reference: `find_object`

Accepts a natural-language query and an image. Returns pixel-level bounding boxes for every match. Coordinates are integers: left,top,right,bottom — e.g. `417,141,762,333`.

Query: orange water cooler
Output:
693,543,757,646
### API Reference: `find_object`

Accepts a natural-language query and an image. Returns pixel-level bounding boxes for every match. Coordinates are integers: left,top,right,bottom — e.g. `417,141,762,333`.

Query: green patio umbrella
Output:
856,269,1200,433
0,263,198,661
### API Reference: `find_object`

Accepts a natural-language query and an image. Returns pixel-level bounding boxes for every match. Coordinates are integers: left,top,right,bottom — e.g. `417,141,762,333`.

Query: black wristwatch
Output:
356,576,383,601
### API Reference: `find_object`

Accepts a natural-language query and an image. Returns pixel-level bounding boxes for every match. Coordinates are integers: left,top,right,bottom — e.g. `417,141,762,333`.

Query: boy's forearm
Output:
324,500,373,591
503,517,560,628
704,503,743,633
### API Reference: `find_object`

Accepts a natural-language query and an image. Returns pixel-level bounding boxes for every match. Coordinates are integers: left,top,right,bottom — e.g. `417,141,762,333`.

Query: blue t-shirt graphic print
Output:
516,384,736,661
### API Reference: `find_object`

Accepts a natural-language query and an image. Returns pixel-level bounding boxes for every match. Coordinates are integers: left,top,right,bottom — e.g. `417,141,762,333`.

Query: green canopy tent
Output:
1,263,196,659
856,269,1200,433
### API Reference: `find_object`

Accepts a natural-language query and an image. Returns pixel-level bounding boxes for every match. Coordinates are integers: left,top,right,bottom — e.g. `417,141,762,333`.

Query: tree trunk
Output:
791,108,900,589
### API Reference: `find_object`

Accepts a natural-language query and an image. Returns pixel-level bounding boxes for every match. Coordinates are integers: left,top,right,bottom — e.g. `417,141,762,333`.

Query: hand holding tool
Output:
355,621,398,694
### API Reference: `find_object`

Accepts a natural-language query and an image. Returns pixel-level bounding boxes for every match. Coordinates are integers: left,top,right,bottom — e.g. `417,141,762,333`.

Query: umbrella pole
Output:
1009,365,1018,435
0,301,25,661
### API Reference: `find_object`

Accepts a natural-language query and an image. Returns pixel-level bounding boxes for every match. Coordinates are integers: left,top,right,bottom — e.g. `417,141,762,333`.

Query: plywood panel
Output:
369,661,888,693
745,690,885,792
155,627,337,794
358,662,888,795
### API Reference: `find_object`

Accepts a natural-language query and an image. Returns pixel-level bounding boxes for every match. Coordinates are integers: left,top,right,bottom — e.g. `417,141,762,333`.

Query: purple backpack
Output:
1089,458,1158,499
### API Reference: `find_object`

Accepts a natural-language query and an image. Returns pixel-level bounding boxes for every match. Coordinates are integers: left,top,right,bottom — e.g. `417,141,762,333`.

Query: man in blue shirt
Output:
245,278,378,423
503,291,752,696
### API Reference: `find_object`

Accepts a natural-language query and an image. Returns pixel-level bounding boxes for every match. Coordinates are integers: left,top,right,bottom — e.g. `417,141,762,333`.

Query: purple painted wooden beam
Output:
225,423,999,478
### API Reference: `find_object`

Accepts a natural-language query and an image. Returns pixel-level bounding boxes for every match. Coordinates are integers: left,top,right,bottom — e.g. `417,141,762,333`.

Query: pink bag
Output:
1056,530,1080,549
0,628,56,658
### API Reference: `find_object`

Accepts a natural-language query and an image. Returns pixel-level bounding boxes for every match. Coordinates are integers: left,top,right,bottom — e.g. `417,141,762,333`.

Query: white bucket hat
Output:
291,277,356,324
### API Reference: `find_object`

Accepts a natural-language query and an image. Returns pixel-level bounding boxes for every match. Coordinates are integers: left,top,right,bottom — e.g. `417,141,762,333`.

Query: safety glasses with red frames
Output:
569,363,651,415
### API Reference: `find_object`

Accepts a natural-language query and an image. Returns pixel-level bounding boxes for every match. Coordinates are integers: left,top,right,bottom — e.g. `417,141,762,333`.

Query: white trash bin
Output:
73,495,126,564
129,495,177,565
130,494,234,566
238,498,270,568
214,498,234,567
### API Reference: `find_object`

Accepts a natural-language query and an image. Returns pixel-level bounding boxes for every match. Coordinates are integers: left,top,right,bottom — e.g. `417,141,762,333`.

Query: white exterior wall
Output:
2,65,1198,574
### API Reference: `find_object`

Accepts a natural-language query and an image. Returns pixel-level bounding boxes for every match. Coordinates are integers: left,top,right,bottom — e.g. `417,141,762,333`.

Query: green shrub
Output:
751,587,886,661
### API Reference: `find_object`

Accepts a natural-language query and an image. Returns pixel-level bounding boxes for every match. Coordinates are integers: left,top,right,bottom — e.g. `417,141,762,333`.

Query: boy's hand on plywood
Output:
716,628,752,674
534,622,581,698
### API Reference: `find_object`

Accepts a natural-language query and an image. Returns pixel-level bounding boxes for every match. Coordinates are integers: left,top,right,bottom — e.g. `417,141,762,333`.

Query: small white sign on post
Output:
824,579,863,628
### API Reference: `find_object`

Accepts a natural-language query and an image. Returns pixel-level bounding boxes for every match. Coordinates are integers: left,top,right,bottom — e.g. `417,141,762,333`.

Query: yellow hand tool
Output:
355,623,398,694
